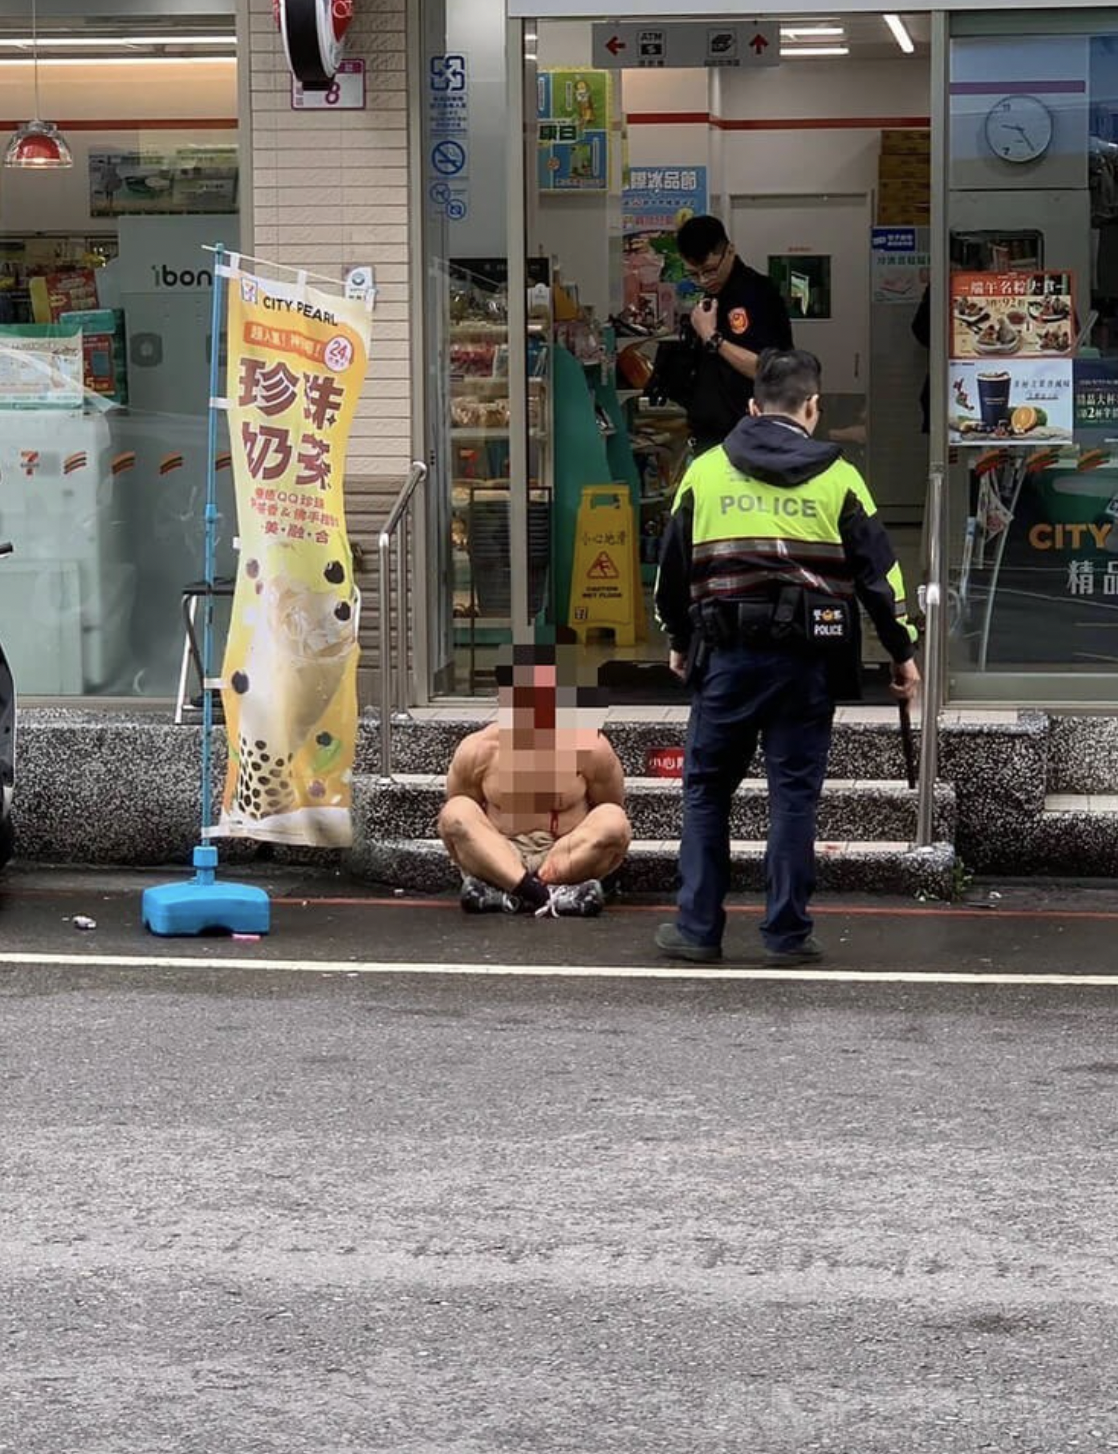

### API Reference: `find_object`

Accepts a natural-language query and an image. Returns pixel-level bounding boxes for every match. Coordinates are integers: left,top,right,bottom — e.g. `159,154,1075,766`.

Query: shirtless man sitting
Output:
437,651,631,917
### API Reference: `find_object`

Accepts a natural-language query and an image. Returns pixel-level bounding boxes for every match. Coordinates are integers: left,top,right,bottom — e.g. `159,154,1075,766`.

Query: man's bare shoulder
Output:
451,723,500,766
578,729,622,771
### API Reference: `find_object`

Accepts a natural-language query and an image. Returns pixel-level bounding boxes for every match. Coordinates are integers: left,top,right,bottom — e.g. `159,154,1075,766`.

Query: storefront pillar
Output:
241,0,424,706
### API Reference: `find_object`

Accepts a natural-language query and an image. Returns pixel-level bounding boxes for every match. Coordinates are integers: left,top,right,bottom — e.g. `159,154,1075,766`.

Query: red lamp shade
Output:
4,119,73,169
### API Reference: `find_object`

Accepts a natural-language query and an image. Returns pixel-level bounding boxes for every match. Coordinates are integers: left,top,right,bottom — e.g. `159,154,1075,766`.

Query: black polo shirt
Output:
688,257,794,451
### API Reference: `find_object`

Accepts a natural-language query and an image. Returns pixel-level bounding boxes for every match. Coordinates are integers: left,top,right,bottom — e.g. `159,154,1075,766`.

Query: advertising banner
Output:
622,165,707,233
950,272,1074,360
870,227,928,306
949,272,1075,446
621,165,708,329
90,148,238,217
216,267,372,847
538,70,611,192
0,327,84,407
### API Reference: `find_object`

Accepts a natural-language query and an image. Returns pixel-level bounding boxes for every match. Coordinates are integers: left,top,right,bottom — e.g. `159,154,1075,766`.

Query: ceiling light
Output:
0,56,237,66
4,0,72,171
0,34,236,47
884,14,915,54
780,46,850,58
780,26,845,39
4,115,71,167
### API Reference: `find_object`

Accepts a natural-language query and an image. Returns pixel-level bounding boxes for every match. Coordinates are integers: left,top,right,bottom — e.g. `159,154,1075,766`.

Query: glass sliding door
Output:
945,7,1118,704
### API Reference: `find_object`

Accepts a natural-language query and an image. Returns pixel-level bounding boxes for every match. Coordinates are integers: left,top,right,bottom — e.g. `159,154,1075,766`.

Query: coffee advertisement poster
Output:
949,272,1075,446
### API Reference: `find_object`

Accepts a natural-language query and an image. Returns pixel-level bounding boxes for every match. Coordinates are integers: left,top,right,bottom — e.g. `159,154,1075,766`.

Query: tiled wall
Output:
243,0,417,703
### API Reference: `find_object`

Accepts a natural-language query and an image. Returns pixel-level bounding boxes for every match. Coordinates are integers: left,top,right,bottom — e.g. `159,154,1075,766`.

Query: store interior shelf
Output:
451,427,546,441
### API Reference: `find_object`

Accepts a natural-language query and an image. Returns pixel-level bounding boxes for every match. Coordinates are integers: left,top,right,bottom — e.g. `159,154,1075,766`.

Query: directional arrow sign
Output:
591,21,779,70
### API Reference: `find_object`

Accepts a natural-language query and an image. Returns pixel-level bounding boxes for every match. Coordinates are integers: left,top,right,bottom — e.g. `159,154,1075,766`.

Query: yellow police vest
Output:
677,444,909,620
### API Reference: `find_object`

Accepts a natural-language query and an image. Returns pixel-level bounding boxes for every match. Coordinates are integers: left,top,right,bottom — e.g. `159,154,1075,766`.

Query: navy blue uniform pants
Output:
676,644,834,953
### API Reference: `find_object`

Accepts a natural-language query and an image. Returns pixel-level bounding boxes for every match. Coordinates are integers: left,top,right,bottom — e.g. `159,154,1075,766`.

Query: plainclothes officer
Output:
653,348,920,967
677,214,794,456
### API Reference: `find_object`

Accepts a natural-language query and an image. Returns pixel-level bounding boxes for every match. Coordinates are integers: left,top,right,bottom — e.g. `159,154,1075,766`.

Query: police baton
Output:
898,700,917,790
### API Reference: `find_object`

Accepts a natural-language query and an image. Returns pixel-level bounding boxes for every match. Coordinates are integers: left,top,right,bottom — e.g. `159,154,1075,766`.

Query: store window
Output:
946,11,1118,703
424,11,931,701
0,14,238,697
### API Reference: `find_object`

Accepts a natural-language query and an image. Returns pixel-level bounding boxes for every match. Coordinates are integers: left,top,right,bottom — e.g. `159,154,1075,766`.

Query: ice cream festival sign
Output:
215,258,374,847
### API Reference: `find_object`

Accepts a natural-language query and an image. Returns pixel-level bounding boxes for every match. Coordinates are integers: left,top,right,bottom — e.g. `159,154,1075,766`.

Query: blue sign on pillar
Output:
427,52,469,222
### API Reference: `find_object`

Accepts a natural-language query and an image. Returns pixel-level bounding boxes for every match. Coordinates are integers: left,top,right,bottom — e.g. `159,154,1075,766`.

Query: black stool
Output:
174,577,235,725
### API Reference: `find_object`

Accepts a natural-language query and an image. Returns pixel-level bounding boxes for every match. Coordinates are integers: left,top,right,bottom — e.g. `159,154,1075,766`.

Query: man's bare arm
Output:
445,732,488,802
582,736,626,808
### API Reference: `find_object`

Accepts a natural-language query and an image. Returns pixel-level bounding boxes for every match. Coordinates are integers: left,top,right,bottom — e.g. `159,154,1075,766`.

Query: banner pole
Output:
201,243,226,837
140,242,270,936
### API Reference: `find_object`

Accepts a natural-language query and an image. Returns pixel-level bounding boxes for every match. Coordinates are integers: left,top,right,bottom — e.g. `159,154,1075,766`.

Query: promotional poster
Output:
949,273,1075,446
216,266,372,847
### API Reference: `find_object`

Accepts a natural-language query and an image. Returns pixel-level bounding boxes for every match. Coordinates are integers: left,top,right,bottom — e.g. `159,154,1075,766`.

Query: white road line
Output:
1,950,1117,986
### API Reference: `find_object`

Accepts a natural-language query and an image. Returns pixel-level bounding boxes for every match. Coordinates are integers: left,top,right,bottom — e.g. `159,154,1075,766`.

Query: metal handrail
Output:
378,460,427,782
916,466,945,845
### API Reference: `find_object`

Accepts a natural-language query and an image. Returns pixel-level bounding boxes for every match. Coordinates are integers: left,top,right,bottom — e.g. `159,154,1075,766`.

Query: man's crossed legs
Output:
438,797,631,917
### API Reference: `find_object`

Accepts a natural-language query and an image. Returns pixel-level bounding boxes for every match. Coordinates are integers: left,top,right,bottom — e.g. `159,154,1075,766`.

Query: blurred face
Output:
499,664,558,736
683,240,735,295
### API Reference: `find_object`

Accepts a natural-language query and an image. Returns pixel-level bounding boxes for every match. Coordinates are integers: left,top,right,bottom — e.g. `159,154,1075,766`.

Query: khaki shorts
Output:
508,830,557,874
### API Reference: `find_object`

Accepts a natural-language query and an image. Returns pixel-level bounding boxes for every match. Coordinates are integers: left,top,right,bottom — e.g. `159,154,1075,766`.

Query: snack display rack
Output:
448,263,553,691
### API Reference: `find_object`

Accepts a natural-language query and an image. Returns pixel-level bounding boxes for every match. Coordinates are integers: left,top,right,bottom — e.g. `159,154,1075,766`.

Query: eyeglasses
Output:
684,244,729,283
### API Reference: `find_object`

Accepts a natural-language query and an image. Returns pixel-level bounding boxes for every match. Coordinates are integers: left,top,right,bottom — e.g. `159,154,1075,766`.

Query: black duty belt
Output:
692,585,852,652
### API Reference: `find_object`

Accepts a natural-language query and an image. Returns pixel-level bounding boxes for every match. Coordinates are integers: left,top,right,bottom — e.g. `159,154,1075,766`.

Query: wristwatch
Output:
705,331,724,355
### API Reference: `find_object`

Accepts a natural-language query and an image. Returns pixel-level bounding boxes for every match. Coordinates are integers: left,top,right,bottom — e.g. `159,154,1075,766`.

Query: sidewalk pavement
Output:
3,864,1118,981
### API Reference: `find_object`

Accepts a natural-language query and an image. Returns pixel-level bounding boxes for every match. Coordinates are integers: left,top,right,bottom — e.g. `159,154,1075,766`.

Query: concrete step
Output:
346,834,956,901
354,775,956,844
1045,717,1118,794
364,712,927,782
1021,792,1118,876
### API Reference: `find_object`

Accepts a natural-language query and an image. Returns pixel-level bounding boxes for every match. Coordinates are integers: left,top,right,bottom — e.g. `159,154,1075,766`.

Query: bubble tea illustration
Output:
228,546,358,824
977,370,1012,430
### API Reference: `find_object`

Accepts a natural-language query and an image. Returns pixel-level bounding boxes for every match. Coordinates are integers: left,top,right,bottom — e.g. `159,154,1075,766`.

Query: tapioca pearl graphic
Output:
232,671,249,694
334,601,352,622
324,561,346,585
246,559,260,579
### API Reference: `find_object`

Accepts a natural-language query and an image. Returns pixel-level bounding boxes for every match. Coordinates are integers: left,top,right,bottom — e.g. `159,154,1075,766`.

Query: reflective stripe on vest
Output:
683,446,864,603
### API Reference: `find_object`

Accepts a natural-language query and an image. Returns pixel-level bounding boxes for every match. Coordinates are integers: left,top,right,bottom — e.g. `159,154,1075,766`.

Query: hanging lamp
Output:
5,0,73,169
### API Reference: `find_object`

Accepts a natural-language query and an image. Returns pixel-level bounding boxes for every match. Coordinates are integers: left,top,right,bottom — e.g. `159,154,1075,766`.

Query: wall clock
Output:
984,94,1054,165
279,0,353,89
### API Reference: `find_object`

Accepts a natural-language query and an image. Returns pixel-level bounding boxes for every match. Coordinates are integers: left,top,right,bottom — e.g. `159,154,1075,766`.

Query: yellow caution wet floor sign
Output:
568,485,647,646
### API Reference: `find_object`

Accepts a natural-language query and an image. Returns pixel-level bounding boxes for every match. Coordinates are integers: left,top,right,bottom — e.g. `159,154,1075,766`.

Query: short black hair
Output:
676,215,729,264
753,349,823,414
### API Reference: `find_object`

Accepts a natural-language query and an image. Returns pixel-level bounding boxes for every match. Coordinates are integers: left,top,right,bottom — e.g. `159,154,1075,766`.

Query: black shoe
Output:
654,923,723,963
460,876,510,914
763,935,824,967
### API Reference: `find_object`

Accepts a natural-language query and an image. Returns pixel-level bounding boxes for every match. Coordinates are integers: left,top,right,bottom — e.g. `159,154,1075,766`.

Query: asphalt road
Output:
3,869,1118,1452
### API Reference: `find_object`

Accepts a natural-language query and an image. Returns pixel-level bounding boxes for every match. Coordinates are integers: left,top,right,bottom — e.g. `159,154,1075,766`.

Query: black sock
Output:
514,872,550,910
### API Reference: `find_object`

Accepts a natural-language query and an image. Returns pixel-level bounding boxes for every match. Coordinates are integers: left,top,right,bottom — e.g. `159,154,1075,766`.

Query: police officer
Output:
678,214,794,455
653,349,921,967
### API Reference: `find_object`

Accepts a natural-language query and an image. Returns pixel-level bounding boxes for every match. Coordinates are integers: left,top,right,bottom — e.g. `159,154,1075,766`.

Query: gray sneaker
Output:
460,876,510,914
534,880,606,918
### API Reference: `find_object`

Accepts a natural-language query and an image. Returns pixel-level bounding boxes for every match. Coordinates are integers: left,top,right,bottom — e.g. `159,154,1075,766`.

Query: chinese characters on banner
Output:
538,70,611,192
215,268,373,848
621,165,708,330
870,228,928,305
622,166,707,232
948,272,1074,447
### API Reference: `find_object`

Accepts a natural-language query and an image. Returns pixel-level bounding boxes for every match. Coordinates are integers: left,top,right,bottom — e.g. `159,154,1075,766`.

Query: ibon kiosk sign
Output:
276,0,354,89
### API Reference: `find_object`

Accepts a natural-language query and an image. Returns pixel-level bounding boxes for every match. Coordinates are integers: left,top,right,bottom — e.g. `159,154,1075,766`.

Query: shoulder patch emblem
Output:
728,307,749,335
